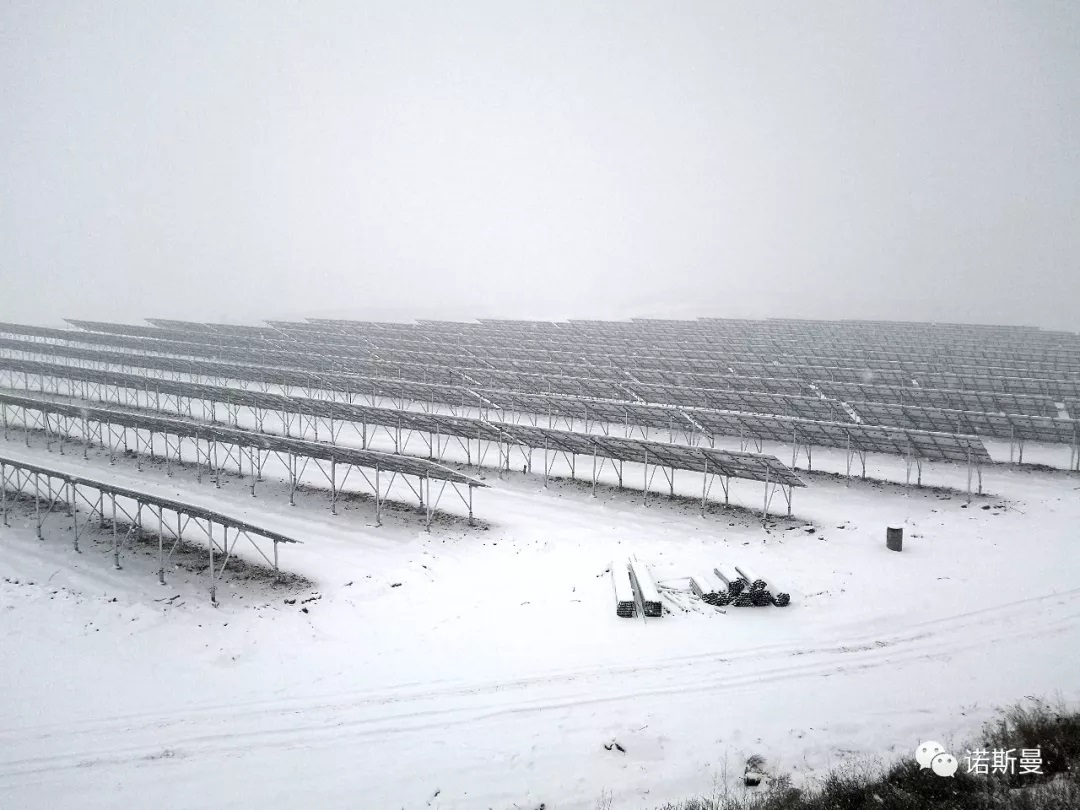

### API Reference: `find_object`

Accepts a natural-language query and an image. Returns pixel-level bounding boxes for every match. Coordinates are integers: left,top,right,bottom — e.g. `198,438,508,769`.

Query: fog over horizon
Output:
2,2,1078,331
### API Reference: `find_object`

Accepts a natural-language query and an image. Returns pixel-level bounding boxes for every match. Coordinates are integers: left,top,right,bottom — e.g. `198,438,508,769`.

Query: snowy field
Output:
1,421,1079,810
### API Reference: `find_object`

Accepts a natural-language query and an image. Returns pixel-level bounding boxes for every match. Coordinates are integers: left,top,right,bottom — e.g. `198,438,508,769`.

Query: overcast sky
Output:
2,2,1078,329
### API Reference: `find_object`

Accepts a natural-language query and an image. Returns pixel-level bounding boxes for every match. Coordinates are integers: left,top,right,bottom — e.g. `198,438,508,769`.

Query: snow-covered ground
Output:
1,427,1079,809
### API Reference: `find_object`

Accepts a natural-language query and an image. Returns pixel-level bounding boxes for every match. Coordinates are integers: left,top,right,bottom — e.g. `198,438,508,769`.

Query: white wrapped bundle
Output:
612,563,635,618
690,571,731,606
713,564,745,596
629,560,663,618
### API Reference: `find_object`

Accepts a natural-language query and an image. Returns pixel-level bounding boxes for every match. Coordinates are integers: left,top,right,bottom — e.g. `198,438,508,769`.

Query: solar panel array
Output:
6,314,1079,477
0,362,804,488
0,333,999,469
0,390,486,487
7,354,1005,465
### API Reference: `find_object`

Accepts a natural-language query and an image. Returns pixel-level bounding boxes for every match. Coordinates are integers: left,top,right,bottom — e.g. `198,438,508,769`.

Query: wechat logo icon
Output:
916,741,958,777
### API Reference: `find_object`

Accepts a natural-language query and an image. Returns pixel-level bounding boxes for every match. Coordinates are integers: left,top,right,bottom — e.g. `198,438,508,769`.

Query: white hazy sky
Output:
2,1,1078,328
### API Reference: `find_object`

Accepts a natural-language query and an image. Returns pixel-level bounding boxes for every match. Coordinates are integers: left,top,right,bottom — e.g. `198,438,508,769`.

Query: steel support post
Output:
591,447,598,497
208,521,217,606
289,453,297,506
330,459,337,515
761,466,770,524
70,482,79,552
700,459,708,517
643,451,649,507
375,464,382,527
32,473,41,538
213,441,221,488
158,507,165,584
112,495,120,569
424,476,433,533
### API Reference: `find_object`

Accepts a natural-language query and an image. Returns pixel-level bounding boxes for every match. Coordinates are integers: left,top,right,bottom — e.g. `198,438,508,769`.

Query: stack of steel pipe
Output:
612,563,636,618
689,571,731,606
735,563,791,607
629,560,663,618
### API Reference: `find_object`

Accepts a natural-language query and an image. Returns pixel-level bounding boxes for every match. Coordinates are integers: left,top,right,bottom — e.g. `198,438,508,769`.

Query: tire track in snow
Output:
2,587,1078,778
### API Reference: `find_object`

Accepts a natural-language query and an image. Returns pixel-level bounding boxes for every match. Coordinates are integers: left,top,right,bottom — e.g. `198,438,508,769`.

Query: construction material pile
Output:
611,559,664,618
688,571,731,606
613,559,790,617
703,563,791,608
629,560,663,617
612,564,636,618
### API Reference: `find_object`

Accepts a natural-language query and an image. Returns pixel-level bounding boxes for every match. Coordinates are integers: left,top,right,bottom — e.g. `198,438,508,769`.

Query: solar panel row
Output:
0,355,996,465
0,384,802,490
49,318,1080,378
4,321,1077,409
3,336,1047,432
0,390,486,487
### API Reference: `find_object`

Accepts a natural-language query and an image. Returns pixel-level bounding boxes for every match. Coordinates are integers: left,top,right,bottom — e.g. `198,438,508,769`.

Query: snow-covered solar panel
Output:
65,319,168,339
849,403,1077,445
0,452,301,548
816,381,1059,418
687,408,992,463
146,318,215,332
0,392,488,487
0,347,997,468
3,365,798,488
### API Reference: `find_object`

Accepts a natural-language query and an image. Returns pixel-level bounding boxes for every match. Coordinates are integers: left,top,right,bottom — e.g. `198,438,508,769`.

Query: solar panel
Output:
65,319,168,338
687,409,992,464
2,357,806,490
491,423,804,486
850,402,1078,445
146,319,216,332
0,451,300,549
815,380,1059,418
60,315,1080,388
0,346,997,467
0,392,487,487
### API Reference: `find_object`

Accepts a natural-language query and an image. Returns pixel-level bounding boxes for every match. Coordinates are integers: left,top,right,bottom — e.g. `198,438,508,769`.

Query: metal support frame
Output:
3,398,480,532
0,456,295,602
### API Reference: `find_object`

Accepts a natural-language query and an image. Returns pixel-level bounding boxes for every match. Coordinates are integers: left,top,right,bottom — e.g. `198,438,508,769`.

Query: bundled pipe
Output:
736,563,791,607
713,564,745,596
731,592,755,607
690,571,731,607
612,563,636,618
629,559,663,618
735,564,768,594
